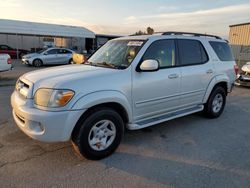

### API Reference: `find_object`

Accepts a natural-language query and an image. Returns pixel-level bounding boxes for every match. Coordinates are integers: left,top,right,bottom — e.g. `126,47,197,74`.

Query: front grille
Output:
15,112,25,124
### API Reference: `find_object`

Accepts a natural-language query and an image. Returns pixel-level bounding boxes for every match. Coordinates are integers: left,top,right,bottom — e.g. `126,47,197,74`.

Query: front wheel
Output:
203,86,226,118
33,59,43,67
71,108,124,160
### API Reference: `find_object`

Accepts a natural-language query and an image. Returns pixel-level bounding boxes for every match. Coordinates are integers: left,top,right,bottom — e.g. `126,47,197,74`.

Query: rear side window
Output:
177,39,208,66
209,41,234,61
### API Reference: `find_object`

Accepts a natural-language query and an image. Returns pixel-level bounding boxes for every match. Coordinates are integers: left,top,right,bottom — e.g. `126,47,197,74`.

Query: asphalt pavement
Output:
0,60,250,188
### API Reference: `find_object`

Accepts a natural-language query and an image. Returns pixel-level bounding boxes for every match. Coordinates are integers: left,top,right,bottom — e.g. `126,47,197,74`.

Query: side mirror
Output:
139,59,159,72
43,52,48,55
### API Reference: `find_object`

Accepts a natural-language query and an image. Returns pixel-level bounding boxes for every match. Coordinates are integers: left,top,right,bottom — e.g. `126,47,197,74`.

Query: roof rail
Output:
161,31,222,39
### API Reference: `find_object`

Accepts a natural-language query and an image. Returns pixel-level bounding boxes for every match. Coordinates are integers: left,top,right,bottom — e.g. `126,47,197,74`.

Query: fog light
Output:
28,121,45,134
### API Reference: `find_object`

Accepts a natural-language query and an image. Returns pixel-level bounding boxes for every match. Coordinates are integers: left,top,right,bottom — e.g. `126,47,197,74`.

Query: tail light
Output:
7,58,12,64
234,64,239,75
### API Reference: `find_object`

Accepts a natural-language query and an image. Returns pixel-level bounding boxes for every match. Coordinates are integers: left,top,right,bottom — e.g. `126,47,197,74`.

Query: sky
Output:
1,0,250,37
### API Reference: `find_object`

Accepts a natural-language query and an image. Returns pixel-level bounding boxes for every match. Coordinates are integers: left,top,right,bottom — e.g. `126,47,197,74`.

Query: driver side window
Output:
47,49,60,55
142,40,176,68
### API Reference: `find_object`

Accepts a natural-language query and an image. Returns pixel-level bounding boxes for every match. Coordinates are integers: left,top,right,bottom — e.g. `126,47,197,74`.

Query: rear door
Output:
177,39,214,107
58,49,73,64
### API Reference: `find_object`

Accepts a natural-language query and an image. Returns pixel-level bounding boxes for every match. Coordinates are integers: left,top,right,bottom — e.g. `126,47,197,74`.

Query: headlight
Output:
34,88,74,107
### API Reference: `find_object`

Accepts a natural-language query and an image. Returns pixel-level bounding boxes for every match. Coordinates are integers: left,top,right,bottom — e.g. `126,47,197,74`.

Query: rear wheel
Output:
68,58,73,64
71,107,124,160
203,86,226,118
33,59,43,67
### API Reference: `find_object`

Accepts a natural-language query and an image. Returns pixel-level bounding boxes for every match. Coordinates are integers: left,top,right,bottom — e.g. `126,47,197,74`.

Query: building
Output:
229,22,250,66
94,34,122,49
0,19,95,55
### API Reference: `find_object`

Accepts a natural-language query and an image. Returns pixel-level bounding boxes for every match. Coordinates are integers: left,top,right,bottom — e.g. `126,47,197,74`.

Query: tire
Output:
33,59,43,67
71,107,124,160
203,86,226,118
68,58,73,64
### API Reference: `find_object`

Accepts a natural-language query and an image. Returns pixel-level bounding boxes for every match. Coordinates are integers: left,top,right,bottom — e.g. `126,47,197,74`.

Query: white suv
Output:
11,32,237,160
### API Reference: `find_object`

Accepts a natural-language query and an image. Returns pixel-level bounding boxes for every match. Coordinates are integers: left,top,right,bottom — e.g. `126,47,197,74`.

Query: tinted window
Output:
209,41,234,61
178,39,208,66
0,45,8,50
47,49,60,55
142,40,176,68
59,49,72,54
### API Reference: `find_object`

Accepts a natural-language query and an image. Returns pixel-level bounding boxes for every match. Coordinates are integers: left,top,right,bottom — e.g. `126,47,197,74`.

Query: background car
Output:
235,62,250,87
0,54,12,72
0,45,29,59
22,48,75,67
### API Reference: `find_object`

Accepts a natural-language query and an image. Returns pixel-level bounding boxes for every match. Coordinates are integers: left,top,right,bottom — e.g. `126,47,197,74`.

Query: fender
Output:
202,74,230,103
71,90,133,123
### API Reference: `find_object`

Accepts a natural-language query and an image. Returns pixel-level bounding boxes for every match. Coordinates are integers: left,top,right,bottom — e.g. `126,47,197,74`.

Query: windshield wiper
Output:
96,62,117,69
84,61,94,66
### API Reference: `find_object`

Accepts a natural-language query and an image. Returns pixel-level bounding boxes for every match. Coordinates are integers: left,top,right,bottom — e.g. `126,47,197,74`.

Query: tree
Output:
134,30,146,35
132,27,154,36
146,27,154,35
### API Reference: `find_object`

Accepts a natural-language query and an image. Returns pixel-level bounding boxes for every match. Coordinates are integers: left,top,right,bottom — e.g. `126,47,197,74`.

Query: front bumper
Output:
21,58,30,65
11,91,86,142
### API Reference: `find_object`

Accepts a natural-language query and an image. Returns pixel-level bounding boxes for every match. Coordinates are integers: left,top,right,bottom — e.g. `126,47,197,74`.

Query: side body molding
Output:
202,74,231,103
71,90,133,123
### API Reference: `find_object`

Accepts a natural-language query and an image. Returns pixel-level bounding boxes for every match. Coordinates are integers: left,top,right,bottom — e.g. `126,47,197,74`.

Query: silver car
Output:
22,48,74,67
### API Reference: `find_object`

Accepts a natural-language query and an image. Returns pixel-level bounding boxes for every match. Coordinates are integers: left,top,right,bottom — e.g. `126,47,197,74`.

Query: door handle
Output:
206,69,213,74
168,74,179,79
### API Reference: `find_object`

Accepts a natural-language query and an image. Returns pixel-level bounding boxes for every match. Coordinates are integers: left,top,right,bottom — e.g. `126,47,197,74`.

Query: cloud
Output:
121,3,250,36
124,16,138,24
1,0,21,7
143,3,250,19
158,6,179,12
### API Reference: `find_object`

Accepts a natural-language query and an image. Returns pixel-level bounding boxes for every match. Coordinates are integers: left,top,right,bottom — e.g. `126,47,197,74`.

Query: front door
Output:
43,49,61,64
132,39,181,122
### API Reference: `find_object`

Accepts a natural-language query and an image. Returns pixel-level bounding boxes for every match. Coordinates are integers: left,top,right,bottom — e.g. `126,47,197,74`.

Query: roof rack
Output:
161,31,222,39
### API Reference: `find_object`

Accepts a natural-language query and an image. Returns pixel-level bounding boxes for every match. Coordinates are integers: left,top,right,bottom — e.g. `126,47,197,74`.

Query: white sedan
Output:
0,54,12,72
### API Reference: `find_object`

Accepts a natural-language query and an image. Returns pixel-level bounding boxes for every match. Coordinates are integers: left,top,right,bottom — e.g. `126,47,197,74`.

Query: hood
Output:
242,62,250,73
22,64,117,89
24,53,39,58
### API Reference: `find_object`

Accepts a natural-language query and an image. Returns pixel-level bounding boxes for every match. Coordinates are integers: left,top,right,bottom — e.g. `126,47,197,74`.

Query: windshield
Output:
87,40,145,69
37,49,47,54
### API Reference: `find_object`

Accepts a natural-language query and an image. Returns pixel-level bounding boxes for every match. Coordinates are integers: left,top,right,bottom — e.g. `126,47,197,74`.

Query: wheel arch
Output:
32,58,43,65
203,75,230,104
70,91,132,139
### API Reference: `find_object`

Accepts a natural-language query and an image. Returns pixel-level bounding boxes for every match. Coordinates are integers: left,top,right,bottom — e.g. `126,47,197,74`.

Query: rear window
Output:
209,41,234,61
177,39,208,66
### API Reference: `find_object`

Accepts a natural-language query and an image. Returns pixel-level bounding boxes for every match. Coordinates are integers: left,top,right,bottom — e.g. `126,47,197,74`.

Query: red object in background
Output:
7,58,12,64
0,45,29,59
234,64,239,75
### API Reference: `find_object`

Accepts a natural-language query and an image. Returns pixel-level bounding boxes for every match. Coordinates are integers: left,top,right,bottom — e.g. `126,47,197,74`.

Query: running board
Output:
128,105,204,130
